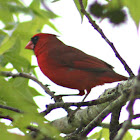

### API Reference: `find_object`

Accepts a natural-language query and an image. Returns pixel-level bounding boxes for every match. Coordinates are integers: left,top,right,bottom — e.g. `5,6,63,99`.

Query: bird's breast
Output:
36,54,95,90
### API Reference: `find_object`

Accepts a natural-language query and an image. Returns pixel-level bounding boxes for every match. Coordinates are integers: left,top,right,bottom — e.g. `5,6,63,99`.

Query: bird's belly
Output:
40,63,95,90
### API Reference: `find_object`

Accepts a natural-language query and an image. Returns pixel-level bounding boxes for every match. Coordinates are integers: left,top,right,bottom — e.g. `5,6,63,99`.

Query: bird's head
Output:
25,33,58,56
25,33,57,50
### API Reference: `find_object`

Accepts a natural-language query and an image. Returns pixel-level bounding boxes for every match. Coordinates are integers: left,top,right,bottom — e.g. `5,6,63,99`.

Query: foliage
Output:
0,0,62,139
89,128,132,140
74,0,88,20
89,0,140,27
0,0,139,139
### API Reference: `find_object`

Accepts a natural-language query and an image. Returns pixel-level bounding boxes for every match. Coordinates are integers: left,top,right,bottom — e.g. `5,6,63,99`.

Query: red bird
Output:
25,33,127,99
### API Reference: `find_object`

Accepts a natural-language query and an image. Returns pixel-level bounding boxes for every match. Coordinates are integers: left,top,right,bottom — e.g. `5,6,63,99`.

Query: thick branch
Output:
78,0,134,78
109,106,122,140
51,79,136,134
114,67,140,140
79,91,127,137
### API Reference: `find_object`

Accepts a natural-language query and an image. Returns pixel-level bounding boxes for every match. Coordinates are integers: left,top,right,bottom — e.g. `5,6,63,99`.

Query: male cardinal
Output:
25,33,127,99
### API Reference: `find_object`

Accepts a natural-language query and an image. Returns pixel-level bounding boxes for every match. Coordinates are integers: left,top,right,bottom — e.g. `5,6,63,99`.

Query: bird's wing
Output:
49,45,113,73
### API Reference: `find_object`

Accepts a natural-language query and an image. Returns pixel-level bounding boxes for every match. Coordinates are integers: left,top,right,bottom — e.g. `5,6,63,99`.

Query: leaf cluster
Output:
89,0,140,27
0,0,62,139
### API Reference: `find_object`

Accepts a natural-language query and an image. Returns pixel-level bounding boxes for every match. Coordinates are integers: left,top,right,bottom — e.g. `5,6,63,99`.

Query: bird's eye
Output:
31,36,39,46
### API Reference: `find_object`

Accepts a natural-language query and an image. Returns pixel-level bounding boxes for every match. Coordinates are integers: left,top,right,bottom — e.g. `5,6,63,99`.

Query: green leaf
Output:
0,31,8,46
30,0,59,19
0,76,63,139
0,66,13,71
89,128,133,140
0,2,14,24
123,131,132,140
89,2,105,18
73,0,88,21
0,78,38,111
39,123,63,140
0,0,59,72
122,0,140,28
0,17,57,72
0,77,42,130
107,0,140,27
0,19,42,67
2,37,31,72
0,122,31,140
0,76,56,137
88,128,109,140
106,9,126,25
29,0,40,10
4,23,16,30
107,0,122,9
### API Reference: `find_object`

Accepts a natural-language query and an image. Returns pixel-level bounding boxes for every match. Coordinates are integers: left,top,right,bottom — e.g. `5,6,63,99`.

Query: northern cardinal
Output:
25,33,127,99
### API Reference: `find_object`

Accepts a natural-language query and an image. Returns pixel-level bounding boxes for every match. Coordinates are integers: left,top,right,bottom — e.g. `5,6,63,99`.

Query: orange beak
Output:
25,41,34,50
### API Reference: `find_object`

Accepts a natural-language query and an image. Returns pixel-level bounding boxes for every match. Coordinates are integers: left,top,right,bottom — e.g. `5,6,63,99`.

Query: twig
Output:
27,126,39,133
27,126,42,139
100,122,140,130
133,113,140,119
0,104,22,113
109,84,124,139
40,92,120,115
78,0,135,78
0,71,56,100
0,115,13,121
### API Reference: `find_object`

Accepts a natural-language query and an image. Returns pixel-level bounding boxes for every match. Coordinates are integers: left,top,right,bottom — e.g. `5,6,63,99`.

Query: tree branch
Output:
41,91,120,116
79,91,128,137
109,105,122,140
133,113,140,119
78,0,135,78
51,79,136,134
0,104,22,113
114,67,140,140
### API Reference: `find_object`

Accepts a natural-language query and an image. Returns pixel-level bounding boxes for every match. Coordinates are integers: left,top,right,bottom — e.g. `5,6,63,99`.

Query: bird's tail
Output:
99,72,128,84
